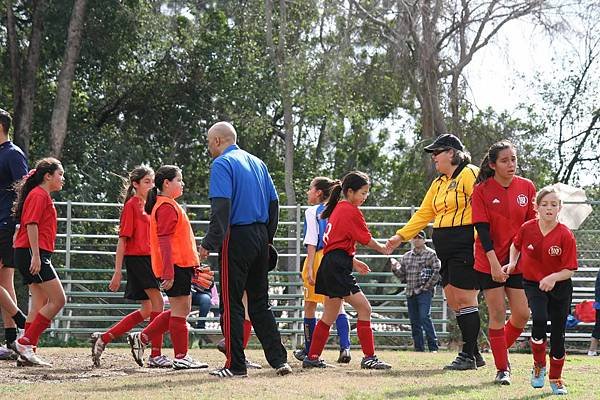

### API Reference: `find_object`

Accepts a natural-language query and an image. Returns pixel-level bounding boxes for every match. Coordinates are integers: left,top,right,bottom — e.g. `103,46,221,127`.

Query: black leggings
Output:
524,279,572,359
593,309,600,340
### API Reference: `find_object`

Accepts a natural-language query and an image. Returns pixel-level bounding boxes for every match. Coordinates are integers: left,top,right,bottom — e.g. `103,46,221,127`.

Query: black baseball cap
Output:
415,230,426,239
424,133,464,152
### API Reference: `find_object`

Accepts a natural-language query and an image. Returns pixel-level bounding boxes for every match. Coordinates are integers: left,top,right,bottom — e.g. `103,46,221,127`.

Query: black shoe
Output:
443,352,477,371
360,355,392,370
209,367,248,378
337,348,351,364
494,370,511,385
302,356,332,369
293,349,307,362
216,338,226,355
474,351,486,368
245,358,262,369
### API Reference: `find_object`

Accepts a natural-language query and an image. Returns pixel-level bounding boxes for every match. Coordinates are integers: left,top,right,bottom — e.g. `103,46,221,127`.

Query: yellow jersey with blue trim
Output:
396,163,479,241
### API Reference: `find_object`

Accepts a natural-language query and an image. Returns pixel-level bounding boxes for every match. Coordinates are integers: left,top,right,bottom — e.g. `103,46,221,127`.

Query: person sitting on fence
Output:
588,267,600,356
389,230,441,352
505,185,578,395
11,158,66,367
91,166,171,368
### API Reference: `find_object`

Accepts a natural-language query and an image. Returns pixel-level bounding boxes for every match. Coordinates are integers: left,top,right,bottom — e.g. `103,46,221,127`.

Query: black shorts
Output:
315,249,361,298
124,255,160,300
14,248,58,285
432,225,479,290
164,265,193,298
476,271,524,290
0,228,16,268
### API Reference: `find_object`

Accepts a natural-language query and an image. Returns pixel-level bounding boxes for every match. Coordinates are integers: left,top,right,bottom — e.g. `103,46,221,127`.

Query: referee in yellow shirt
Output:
386,134,484,371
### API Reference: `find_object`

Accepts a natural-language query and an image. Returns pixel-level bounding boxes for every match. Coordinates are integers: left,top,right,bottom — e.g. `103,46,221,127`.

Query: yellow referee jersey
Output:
396,163,479,241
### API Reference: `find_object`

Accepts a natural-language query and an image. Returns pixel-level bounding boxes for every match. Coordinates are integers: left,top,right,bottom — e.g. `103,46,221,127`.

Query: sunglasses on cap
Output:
431,148,451,156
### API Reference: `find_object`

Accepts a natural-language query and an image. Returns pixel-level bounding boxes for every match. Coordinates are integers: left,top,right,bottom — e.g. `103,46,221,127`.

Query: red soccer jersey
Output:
14,186,57,252
322,201,371,256
119,196,151,256
472,176,536,274
513,219,578,282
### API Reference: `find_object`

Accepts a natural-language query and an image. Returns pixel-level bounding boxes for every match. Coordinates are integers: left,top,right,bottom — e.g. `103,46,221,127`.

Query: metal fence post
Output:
62,201,73,342
293,204,303,349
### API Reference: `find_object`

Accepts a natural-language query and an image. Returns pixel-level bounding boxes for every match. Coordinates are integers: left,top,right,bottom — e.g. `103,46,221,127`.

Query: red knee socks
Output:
489,327,509,371
549,356,565,379
18,313,51,346
530,338,547,367
307,321,331,360
504,319,523,349
149,311,163,357
357,320,375,357
169,316,188,359
101,310,145,344
141,310,171,345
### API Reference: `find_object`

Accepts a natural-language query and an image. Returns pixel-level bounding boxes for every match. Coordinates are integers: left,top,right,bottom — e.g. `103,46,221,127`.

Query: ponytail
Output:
475,154,494,184
321,171,370,219
13,158,62,221
144,165,181,214
311,176,337,203
321,183,342,219
120,165,154,204
475,140,515,184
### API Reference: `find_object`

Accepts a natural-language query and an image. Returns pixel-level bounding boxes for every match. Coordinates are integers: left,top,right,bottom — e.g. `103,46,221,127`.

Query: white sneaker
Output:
91,332,106,367
14,341,52,367
587,350,598,356
147,355,173,368
172,355,209,370
127,332,146,367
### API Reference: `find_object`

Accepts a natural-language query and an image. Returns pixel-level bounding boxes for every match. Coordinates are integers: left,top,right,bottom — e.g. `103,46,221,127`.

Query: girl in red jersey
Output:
91,166,171,368
11,158,65,367
472,141,536,385
505,186,578,395
127,165,210,370
302,171,391,370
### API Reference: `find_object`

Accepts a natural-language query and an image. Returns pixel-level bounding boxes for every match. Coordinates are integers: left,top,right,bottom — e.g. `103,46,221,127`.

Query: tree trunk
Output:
10,0,48,157
6,5,22,133
50,0,88,158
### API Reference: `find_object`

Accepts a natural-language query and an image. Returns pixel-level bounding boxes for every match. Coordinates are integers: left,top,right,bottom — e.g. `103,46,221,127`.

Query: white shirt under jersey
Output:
303,204,320,247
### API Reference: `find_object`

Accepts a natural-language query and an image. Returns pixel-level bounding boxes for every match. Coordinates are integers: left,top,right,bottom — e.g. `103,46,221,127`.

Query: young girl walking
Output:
302,171,391,370
506,186,578,395
91,166,171,368
294,177,352,363
472,141,536,385
127,165,210,369
12,158,66,367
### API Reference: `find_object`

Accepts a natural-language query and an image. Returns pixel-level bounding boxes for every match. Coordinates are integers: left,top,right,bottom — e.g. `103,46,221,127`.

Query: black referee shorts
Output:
124,255,160,300
432,225,479,290
0,228,16,268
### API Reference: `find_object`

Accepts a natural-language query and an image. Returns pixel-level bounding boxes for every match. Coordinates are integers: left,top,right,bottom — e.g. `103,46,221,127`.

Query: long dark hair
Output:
145,165,181,214
120,165,154,204
476,141,515,184
13,157,62,221
311,176,337,203
321,171,370,219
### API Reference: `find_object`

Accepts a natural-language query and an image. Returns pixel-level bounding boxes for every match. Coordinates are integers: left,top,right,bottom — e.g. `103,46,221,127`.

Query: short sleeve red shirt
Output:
513,219,578,282
14,186,57,252
119,196,151,256
322,201,371,256
472,176,536,274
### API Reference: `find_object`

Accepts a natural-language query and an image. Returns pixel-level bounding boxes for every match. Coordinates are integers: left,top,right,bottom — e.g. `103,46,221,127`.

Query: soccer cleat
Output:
293,349,307,362
209,367,248,378
549,379,568,395
245,358,262,369
13,342,52,367
90,332,106,367
127,332,146,367
360,355,392,370
172,355,208,370
276,363,292,376
337,348,351,364
16,355,35,367
474,351,486,368
587,350,598,356
494,370,511,385
216,338,226,354
0,345,18,361
302,356,332,369
147,354,173,368
443,352,477,371
530,364,546,388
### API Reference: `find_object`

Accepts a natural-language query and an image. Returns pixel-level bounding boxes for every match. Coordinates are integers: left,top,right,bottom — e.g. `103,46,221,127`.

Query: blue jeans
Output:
407,290,439,351
191,291,213,329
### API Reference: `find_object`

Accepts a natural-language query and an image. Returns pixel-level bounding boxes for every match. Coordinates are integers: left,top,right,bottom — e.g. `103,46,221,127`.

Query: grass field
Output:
1,347,599,399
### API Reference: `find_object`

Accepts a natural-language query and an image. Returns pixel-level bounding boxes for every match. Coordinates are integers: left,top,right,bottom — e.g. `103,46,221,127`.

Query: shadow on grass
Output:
85,370,215,392
510,393,555,400
384,383,481,398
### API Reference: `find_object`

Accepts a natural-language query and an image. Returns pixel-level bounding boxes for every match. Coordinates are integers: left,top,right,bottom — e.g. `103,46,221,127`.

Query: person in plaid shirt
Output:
389,230,441,352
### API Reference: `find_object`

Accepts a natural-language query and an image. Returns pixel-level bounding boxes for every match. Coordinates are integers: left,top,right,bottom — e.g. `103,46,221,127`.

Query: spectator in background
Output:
389,230,441,352
588,268,600,356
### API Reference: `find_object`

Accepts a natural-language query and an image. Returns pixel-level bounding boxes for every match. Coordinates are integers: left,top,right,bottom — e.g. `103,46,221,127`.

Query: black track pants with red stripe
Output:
219,223,287,373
